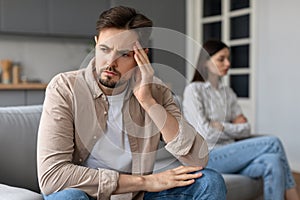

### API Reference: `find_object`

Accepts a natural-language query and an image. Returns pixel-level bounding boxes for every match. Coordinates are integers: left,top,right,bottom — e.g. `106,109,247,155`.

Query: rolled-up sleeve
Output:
165,119,209,167
223,122,251,139
162,87,208,167
222,88,251,139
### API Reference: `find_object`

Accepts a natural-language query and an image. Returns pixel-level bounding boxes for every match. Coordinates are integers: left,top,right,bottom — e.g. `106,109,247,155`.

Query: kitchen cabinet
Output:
0,90,45,106
48,0,109,37
0,83,46,106
0,0,110,38
0,0,48,34
0,91,24,106
26,90,45,105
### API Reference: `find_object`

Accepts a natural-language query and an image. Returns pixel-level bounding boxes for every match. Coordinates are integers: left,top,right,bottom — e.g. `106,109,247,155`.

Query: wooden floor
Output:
293,172,300,196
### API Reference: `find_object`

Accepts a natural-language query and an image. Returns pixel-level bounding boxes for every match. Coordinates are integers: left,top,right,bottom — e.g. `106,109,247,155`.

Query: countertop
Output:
0,83,47,90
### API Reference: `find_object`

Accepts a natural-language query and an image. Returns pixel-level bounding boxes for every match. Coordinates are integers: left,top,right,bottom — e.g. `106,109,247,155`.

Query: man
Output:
37,6,226,200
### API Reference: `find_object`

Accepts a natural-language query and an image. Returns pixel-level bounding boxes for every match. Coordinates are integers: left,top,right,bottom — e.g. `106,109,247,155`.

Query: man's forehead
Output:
100,40,136,51
98,29,138,50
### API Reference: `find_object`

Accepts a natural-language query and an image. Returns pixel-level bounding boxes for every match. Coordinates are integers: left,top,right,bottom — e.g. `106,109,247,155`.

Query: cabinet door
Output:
0,0,48,34
26,90,45,105
0,91,25,106
48,0,109,37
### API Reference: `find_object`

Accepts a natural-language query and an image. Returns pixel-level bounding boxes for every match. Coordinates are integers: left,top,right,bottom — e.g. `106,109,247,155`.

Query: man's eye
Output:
122,53,130,57
100,48,109,53
119,51,132,57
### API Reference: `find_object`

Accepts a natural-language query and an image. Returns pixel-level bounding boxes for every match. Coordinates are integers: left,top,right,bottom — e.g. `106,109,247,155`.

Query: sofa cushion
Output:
0,184,43,200
223,174,263,200
0,105,43,193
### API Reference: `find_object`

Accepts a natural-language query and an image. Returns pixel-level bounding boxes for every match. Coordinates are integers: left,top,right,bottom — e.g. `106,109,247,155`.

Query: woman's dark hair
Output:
96,6,153,47
192,40,229,82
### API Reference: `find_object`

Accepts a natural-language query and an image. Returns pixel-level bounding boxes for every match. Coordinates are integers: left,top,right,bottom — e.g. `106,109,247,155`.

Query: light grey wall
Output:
0,35,91,83
256,0,300,171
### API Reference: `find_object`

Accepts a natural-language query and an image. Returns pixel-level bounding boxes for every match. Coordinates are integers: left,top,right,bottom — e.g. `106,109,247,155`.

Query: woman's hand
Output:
232,114,247,124
209,121,224,132
142,165,203,192
133,41,155,108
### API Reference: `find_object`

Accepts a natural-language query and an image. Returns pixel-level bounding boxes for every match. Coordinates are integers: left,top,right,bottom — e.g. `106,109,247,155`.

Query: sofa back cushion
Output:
0,105,42,193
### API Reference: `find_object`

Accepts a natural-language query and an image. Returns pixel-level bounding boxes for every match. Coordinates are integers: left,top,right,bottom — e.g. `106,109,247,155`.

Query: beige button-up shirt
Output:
37,60,208,200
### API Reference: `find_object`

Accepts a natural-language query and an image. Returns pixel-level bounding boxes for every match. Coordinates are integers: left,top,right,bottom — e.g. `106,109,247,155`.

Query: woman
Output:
183,40,299,200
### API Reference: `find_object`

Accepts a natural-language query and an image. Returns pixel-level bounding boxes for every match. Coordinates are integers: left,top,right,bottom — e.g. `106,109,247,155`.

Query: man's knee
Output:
193,168,227,199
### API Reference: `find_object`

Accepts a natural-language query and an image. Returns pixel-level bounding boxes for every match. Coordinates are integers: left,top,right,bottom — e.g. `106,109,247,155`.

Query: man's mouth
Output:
104,70,118,76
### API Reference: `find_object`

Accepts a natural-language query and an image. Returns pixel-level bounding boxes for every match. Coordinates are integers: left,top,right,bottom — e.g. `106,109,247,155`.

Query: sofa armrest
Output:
0,105,43,193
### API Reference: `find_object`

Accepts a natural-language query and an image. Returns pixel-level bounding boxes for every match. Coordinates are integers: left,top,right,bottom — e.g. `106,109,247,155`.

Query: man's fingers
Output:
174,172,203,181
171,165,203,175
133,42,150,66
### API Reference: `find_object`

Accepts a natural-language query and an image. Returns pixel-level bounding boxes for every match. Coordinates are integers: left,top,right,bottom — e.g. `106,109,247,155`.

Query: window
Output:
186,0,256,128
203,22,222,42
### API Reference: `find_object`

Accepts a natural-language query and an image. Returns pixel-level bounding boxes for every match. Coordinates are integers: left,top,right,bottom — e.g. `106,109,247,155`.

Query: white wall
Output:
0,35,91,83
256,0,300,172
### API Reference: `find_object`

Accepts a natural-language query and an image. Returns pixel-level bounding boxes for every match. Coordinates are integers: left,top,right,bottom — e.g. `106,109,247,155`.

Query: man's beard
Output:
98,67,132,89
99,76,129,89
99,76,117,88
98,67,120,88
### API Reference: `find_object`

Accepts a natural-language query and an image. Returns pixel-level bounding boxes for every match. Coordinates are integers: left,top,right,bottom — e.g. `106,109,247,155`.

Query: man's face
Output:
95,28,139,88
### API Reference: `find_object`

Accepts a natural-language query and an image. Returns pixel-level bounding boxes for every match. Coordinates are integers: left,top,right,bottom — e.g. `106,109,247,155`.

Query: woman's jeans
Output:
43,168,226,200
207,135,296,200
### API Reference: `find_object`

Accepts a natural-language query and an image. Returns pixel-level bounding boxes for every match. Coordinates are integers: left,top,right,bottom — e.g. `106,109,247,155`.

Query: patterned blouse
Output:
183,81,251,150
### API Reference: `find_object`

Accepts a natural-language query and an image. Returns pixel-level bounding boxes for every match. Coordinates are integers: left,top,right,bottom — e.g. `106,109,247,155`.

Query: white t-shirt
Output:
83,89,132,173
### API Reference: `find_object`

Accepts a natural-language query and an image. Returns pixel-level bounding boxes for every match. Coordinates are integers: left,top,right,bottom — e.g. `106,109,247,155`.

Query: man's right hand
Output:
114,166,203,194
142,165,203,192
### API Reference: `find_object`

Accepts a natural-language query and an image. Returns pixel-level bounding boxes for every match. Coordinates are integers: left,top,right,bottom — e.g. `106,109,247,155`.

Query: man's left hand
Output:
133,41,155,107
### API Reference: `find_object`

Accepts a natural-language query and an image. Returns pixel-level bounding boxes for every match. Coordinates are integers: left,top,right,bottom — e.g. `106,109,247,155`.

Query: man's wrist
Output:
138,175,148,191
139,98,157,111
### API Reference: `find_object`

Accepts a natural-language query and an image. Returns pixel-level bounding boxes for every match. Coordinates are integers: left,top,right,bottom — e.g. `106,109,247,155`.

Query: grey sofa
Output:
0,105,263,200
0,105,43,200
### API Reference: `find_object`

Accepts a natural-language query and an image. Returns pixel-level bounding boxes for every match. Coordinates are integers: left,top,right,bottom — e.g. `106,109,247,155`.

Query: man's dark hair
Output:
96,6,153,47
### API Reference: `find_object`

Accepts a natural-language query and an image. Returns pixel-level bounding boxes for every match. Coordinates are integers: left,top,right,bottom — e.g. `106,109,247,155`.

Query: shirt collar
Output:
84,57,104,99
203,80,225,90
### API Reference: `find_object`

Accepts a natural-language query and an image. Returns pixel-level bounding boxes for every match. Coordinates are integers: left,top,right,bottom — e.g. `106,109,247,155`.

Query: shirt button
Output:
93,136,97,139
104,111,107,115
79,158,82,162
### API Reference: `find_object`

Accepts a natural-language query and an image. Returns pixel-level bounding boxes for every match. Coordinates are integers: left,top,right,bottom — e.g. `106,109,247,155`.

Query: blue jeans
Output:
43,168,226,200
207,136,296,200
43,188,95,200
144,168,226,200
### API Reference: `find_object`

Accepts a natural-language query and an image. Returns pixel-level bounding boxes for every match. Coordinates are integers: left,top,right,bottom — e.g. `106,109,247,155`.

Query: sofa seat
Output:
223,174,263,200
0,184,43,200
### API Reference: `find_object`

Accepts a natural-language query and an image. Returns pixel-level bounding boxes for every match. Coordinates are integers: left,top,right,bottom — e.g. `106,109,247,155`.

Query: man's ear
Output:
94,36,98,44
144,48,149,54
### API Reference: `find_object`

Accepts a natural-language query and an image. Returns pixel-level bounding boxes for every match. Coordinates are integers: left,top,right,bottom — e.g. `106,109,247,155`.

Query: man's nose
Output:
107,51,120,66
